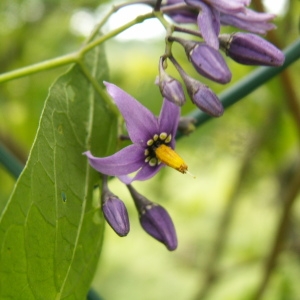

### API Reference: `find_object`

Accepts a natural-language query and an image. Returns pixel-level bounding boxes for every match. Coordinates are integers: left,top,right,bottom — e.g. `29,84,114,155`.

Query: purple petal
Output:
119,163,164,184
158,98,180,148
220,8,276,34
104,82,159,146
196,1,220,49
84,145,144,176
164,0,198,24
204,0,245,14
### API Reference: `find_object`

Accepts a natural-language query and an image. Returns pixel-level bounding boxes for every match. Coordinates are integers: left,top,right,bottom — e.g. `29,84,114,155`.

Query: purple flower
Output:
219,33,285,66
185,0,245,48
220,8,276,35
165,0,277,50
127,184,178,251
101,176,130,237
84,82,189,184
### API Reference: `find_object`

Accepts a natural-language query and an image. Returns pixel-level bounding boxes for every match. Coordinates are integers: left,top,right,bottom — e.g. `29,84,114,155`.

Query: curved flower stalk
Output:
84,82,189,184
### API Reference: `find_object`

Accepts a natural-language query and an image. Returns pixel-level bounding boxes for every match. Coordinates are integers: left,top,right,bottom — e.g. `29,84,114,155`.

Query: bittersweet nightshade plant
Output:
0,0,295,298
84,81,189,184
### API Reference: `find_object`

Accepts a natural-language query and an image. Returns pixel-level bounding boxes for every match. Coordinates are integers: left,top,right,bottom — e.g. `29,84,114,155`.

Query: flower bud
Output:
184,75,224,117
171,37,231,84
101,176,130,237
127,184,178,251
219,33,285,66
157,57,186,106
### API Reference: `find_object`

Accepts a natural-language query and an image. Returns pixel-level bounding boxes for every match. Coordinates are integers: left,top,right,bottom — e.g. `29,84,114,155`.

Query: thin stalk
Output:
154,0,163,11
77,60,118,115
0,12,155,84
0,52,78,84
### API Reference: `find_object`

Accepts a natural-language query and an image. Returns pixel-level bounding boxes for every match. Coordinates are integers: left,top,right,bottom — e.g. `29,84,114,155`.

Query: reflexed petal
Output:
167,11,198,24
84,144,144,176
196,1,220,49
220,9,276,34
204,0,245,14
164,0,197,24
119,163,164,184
158,98,180,148
104,82,159,146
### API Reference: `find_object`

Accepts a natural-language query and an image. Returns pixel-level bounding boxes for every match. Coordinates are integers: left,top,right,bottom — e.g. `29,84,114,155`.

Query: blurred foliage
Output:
0,0,300,299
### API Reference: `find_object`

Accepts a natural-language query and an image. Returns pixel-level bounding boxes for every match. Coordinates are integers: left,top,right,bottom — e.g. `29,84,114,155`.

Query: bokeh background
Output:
1,0,300,299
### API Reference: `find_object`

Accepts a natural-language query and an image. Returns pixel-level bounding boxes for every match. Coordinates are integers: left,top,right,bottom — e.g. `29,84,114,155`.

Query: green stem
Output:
183,38,300,132
0,12,155,84
77,60,118,115
0,52,78,84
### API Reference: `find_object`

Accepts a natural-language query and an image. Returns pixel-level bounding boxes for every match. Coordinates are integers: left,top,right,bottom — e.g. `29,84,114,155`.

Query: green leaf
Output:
0,44,118,298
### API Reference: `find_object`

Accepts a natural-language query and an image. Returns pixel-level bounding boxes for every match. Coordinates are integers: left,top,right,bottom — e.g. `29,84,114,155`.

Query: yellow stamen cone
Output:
154,144,188,174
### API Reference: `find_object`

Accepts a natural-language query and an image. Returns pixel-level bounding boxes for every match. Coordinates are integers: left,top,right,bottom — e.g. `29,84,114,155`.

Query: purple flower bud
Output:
140,204,177,251
157,57,186,106
102,196,130,237
170,37,231,84
127,184,178,251
189,43,231,83
101,176,130,237
219,33,285,66
184,75,224,117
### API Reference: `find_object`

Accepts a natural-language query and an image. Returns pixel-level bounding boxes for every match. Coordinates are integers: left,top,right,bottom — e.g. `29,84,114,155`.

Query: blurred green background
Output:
1,0,300,299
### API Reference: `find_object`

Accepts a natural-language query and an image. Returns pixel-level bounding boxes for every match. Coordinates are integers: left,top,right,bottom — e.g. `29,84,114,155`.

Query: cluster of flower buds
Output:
154,0,285,117
100,175,177,250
